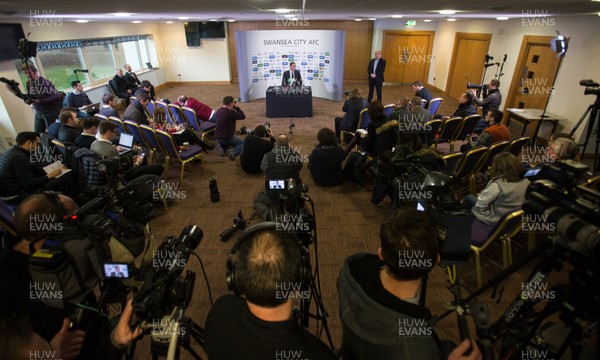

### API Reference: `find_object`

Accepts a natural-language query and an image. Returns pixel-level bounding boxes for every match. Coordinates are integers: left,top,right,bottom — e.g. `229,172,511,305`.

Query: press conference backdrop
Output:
236,30,346,102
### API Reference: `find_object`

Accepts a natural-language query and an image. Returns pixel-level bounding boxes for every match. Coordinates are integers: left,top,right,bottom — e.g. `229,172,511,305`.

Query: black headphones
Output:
40,191,66,220
226,221,311,296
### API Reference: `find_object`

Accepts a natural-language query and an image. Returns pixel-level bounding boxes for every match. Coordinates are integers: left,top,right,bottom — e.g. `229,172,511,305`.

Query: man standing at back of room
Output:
367,50,386,103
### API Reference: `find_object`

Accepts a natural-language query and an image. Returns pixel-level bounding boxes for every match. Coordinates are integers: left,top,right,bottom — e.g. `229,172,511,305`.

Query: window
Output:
26,35,156,91
82,44,117,82
36,48,85,91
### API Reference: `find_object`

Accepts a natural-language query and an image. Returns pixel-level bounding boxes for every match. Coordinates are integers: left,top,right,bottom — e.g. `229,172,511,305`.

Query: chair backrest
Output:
383,104,395,117
155,129,181,160
108,116,127,134
0,199,16,236
438,117,463,142
123,120,146,145
441,152,464,174
51,139,67,157
182,106,201,131
94,114,108,122
155,101,172,124
146,100,156,116
106,80,117,96
507,137,531,157
481,140,511,171
454,146,488,177
168,104,186,125
427,98,443,117
476,209,524,248
424,119,443,146
458,115,482,139
139,124,162,150
358,108,372,129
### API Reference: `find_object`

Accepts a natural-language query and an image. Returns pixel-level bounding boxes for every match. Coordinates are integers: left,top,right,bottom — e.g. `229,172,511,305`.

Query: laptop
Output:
83,103,100,113
117,133,134,156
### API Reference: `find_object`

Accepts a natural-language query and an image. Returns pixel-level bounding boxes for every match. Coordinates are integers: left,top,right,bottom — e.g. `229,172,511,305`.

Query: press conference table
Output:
266,86,313,118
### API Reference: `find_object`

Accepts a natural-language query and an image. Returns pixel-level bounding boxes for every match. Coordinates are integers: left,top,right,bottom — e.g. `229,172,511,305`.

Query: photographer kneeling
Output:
204,224,336,359
240,124,275,174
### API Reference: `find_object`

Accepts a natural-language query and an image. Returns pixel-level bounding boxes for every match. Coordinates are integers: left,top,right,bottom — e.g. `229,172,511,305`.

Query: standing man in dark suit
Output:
281,62,302,87
367,50,386,103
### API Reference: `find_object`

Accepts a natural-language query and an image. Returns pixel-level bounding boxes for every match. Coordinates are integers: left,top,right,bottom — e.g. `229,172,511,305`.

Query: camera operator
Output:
204,226,336,359
308,128,345,186
253,135,303,220
0,193,143,359
215,96,246,160
0,132,76,206
337,209,481,360
7,62,62,133
334,88,368,144
471,79,501,129
240,124,275,174
91,121,163,181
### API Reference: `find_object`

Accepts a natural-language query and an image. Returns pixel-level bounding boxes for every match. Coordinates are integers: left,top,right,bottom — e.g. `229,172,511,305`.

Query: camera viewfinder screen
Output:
268,180,285,190
103,263,129,278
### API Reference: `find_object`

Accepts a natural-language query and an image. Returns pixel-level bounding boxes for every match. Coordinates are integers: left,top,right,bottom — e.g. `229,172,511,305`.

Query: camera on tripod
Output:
580,79,600,96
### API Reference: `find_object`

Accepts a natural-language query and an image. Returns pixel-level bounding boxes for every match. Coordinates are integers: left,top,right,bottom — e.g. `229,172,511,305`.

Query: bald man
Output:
367,50,386,103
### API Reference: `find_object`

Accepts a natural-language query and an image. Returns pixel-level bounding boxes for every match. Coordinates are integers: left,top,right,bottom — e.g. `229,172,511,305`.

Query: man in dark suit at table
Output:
281,62,302,87
367,50,386,103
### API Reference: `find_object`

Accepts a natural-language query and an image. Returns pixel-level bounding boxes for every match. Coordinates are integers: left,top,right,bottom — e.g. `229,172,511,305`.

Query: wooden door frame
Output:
505,35,562,110
446,32,492,99
382,30,435,85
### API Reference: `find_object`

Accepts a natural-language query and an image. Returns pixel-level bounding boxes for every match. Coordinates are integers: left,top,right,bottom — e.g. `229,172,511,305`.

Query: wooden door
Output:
446,33,492,100
506,36,562,110
382,31,434,85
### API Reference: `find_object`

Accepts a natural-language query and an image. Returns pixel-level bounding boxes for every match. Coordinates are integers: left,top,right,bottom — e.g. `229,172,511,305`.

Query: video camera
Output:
0,77,32,104
133,225,202,322
580,79,600,96
238,121,271,136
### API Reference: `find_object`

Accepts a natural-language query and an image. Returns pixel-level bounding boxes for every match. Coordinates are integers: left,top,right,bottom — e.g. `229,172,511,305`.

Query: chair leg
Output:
180,163,185,184
472,249,482,288
163,156,170,179
501,237,508,268
449,141,454,153
506,237,513,266
528,232,536,250
469,175,476,194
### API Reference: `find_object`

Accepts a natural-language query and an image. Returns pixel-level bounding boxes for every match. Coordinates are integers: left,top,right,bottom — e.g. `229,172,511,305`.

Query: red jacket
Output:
179,97,213,122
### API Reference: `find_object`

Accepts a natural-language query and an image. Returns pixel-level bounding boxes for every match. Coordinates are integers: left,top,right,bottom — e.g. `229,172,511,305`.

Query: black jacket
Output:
74,147,106,189
0,146,49,200
308,145,345,186
58,124,82,144
362,117,399,156
240,135,274,174
123,100,147,125
416,87,433,104
340,98,368,131
367,58,386,82
281,69,302,86
111,75,132,97
453,103,478,118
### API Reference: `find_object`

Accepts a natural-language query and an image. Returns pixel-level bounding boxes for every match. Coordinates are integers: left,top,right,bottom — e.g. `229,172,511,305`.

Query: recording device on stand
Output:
570,79,600,172
133,224,210,360
433,160,600,360
0,77,31,103
73,69,89,81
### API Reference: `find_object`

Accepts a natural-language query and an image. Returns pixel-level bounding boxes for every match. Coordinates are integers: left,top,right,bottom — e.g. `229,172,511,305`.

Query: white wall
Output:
429,16,600,141
156,23,230,83
0,20,231,143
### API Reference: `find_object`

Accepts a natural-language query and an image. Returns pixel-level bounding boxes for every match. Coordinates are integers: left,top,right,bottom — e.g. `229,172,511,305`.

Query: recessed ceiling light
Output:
355,18,362,21
75,20,89,23
423,19,432,22
497,17,509,20
369,18,376,21
178,17,189,20
391,15,403,18
275,9,291,13
439,10,456,15
284,14,295,18
447,18,457,22
132,21,142,24
228,19,235,22
209,18,218,21
114,13,131,17
166,21,174,24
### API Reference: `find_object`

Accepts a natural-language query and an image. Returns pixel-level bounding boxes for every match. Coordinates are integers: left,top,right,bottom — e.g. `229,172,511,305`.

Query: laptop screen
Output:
119,133,134,148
